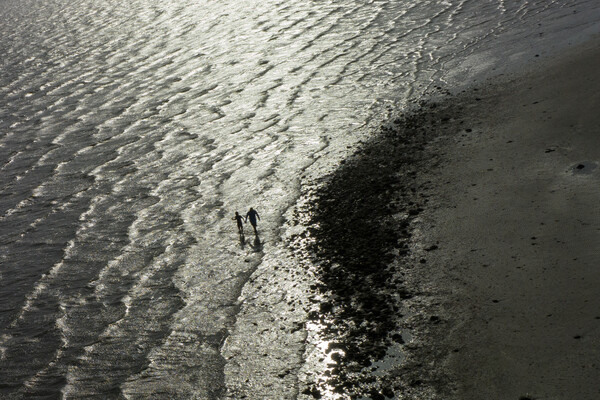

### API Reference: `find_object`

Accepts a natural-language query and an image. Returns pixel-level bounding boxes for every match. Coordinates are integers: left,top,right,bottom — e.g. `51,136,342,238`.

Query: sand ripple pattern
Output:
1,0,599,398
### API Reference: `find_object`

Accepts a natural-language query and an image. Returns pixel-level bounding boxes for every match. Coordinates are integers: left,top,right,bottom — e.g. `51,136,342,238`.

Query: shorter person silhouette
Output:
245,207,260,234
233,211,244,234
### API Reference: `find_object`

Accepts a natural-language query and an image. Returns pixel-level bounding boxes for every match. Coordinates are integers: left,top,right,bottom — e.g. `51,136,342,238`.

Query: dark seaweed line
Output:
290,91,459,399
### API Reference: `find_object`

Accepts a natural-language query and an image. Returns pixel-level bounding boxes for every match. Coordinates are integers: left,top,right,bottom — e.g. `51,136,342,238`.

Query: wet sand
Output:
408,39,600,399
293,38,600,399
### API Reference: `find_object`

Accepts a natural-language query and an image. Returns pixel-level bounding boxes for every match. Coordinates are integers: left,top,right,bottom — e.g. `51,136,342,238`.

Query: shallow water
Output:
1,0,599,398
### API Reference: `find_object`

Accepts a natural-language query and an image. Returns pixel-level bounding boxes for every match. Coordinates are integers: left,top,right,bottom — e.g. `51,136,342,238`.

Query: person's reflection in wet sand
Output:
249,234,262,253
239,232,246,249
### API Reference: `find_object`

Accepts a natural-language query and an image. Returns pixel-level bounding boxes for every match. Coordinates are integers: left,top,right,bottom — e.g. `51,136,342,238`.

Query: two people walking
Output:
233,207,260,235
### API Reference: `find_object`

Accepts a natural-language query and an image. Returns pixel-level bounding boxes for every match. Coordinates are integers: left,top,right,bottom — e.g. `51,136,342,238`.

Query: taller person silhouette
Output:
245,207,260,234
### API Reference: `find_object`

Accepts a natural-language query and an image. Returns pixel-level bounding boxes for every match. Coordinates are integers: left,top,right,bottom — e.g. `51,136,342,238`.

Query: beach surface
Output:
408,39,600,399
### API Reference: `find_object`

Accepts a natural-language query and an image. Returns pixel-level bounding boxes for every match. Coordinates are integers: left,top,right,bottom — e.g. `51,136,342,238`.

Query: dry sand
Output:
413,39,600,399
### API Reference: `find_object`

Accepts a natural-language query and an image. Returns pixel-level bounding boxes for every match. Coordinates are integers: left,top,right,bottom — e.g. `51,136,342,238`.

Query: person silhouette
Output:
233,211,244,234
245,207,260,234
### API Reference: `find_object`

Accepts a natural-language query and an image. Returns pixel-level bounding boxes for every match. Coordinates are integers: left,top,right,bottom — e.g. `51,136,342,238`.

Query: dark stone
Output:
391,333,404,344
333,385,347,394
307,311,320,320
369,390,385,400
320,302,333,313
382,386,395,398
